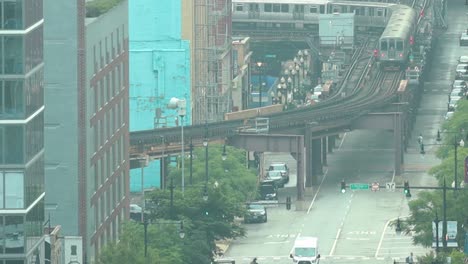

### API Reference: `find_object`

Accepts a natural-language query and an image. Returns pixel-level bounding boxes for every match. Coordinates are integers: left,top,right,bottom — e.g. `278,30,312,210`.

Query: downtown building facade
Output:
129,0,190,190
0,0,46,263
44,0,129,262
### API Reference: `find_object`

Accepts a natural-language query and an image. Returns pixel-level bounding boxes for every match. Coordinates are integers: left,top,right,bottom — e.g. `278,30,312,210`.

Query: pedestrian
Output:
418,134,423,145
406,252,414,264
250,257,258,264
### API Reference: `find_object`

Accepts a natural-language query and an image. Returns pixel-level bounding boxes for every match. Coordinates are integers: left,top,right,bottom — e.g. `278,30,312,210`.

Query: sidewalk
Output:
215,239,232,257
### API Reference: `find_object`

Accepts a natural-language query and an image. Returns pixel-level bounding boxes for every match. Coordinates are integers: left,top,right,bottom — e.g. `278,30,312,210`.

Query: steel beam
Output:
328,136,335,153
322,137,328,166
227,134,305,201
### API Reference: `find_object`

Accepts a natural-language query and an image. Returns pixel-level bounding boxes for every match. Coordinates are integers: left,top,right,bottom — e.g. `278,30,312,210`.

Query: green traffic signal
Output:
403,181,411,197
341,180,346,193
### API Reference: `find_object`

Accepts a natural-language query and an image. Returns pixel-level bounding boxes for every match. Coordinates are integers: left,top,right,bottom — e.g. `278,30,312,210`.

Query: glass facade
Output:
0,0,44,262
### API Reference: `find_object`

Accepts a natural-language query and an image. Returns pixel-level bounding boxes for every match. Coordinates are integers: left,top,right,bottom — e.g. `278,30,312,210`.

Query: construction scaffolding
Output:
193,0,232,124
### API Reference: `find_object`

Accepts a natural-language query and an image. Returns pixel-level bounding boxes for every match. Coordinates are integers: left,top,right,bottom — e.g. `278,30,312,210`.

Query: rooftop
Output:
86,0,124,18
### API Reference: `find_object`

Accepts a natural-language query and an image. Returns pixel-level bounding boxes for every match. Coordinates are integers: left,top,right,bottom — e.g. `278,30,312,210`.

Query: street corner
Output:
215,239,233,256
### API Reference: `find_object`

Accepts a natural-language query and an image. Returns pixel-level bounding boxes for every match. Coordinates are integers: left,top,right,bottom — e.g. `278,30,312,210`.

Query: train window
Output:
381,41,388,50
235,4,243,12
377,8,384,16
396,41,403,50
273,4,281,12
249,4,259,12
281,4,289,13
309,6,318,14
319,5,325,14
369,7,374,16
264,4,272,12
332,6,340,13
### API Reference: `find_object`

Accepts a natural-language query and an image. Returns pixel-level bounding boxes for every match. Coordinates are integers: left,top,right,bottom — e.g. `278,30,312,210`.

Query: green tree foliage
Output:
96,222,184,264
402,101,468,254
98,144,258,262
86,0,124,17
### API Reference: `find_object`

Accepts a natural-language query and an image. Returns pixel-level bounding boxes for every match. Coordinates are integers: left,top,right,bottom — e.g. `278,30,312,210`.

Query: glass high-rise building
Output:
0,0,45,263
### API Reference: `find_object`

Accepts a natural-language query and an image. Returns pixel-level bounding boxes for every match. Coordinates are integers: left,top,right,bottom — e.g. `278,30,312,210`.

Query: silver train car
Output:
232,0,396,32
377,5,417,70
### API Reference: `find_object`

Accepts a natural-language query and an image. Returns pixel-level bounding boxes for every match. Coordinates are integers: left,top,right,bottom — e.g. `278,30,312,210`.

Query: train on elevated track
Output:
377,4,417,70
232,0,409,32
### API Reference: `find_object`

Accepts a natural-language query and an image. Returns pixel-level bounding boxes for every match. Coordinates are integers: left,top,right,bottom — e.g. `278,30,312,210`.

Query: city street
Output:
222,1,468,263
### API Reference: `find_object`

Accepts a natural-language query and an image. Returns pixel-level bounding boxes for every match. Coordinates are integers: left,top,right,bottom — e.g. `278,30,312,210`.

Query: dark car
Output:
268,162,290,183
265,170,286,187
258,180,278,200
244,203,267,223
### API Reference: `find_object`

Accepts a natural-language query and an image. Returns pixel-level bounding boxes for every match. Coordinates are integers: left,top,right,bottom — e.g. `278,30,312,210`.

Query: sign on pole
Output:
350,183,369,190
432,221,458,248
386,182,396,192
371,182,380,192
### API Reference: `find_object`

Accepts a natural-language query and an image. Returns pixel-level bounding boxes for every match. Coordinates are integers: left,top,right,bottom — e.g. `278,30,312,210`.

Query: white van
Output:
289,236,320,264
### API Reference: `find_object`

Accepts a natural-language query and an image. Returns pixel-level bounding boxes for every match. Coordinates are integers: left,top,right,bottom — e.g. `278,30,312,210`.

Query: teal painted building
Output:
129,0,191,192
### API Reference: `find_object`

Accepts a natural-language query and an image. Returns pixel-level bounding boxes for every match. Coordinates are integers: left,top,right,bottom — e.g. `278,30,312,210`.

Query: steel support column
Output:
312,139,322,177
227,134,305,201
305,125,314,188
328,136,335,153
322,137,327,166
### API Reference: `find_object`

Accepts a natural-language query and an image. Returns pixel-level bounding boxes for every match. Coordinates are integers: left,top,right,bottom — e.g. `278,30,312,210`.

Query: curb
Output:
215,239,232,256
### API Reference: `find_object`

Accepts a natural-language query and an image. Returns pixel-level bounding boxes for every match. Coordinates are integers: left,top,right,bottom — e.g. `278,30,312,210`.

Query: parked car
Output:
450,88,464,98
455,64,468,80
258,180,278,200
445,111,454,120
264,170,286,187
452,80,467,90
268,162,290,183
458,55,468,64
244,203,267,223
460,32,468,46
448,101,458,111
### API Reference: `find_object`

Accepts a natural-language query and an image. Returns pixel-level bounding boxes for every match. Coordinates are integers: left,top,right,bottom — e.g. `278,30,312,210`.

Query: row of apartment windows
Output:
95,207,124,259
95,168,125,224
93,25,125,74
94,64,124,113
94,135,125,190
94,97,125,154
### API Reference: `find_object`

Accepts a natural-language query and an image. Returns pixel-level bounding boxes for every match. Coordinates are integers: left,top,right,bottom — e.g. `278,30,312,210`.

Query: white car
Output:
452,80,467,90
461,32,468,46
445,112,454,120
450,88,464,97
455,64,468,79
130,204,142,214
458,56,468,64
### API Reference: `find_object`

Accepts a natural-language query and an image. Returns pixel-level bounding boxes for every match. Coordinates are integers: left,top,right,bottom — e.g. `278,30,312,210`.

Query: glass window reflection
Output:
0,125,24,164
0,80,25,119
5,172,24,208
5,215,24,254
4,36,23,74
3,0,23,29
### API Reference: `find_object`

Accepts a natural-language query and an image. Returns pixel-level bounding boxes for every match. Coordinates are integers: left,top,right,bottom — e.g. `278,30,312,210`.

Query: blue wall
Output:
129,0,191,192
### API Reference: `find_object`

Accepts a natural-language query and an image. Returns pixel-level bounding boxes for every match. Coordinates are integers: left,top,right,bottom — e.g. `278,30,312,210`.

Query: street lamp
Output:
167,97,187,195
434,129,467,190
203,122,209,200
256,61,264,108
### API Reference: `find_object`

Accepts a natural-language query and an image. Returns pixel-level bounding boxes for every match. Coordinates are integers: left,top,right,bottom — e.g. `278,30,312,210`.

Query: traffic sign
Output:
371,182,380,192
386,182,396,192
350,183,369,190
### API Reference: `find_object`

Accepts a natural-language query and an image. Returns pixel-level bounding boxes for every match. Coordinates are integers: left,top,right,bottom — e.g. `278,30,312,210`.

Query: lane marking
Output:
375,217,398,258
391,169,396,183
329,228,341,256
307,168,328,214
338,133,347,149
264,241,290,244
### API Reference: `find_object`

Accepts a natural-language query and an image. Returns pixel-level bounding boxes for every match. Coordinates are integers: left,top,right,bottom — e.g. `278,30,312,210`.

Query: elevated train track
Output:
131,0,428,160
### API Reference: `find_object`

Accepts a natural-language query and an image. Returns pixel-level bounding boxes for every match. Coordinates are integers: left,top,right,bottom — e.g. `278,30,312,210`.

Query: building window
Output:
0,80,24,119
5,215,24,254
4,172,24,208
71,245,77,256
4,36,24,74
0,125,24,164
2,0,23,29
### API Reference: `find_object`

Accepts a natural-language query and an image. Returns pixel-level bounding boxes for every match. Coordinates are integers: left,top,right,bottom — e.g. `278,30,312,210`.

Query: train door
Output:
388,39,396,60
249,3,259,19
396,40,404,59
294,4,304,20
380,39,388,59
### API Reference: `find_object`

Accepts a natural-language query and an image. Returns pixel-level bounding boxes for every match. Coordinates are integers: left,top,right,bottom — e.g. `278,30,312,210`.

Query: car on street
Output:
450,88,464,98
264,170,286,187
268,162,290,183
244,203,267,223
452,80,467,90
258,180,278,200
455,64,468,80
448,101,458,111
445,111,454,120
460,32,468,46
458,55,468,64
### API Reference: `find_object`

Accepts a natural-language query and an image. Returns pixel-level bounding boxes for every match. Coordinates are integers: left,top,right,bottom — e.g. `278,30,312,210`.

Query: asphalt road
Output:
222,1,468,263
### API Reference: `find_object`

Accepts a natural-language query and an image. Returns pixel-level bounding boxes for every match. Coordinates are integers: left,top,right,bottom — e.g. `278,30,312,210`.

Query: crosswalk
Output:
218,255,412,264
